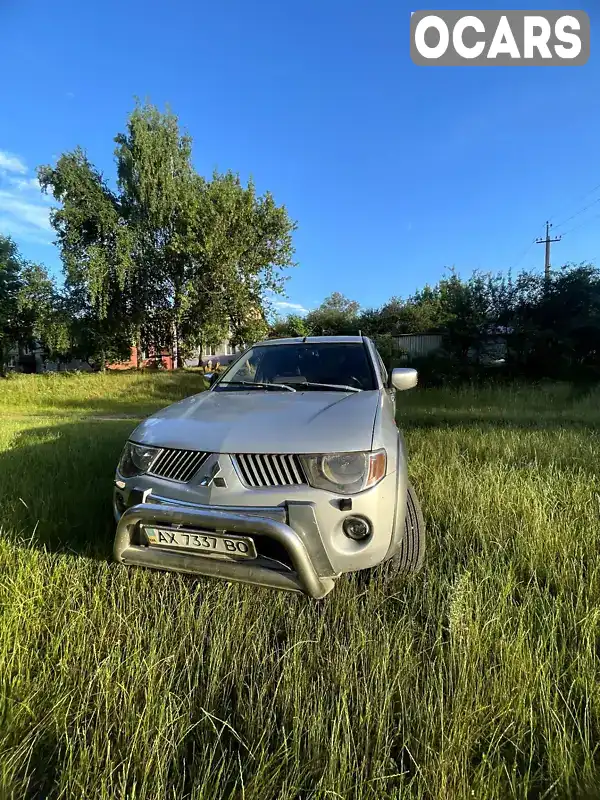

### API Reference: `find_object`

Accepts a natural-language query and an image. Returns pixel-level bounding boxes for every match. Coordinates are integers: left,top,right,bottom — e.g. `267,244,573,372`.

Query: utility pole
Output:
535,221,561,283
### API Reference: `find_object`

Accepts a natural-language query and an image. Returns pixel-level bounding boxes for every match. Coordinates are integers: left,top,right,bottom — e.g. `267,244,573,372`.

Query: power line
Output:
548,179,600,227
507,223,547,273
507,240,535,272
560,211,600,238
552,195,600,232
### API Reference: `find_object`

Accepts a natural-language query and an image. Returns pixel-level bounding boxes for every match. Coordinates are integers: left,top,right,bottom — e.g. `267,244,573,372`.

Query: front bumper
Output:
114,502,336,599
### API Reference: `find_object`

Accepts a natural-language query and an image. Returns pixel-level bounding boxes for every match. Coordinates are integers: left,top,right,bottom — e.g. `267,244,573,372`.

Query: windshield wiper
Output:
220,381,297,392
294,382,361,393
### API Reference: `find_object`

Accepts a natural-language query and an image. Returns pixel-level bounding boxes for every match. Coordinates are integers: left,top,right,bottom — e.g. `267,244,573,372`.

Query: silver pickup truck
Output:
113,336,425,598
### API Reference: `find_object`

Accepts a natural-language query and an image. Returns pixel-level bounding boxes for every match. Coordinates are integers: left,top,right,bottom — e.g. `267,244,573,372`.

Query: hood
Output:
130,389,381,454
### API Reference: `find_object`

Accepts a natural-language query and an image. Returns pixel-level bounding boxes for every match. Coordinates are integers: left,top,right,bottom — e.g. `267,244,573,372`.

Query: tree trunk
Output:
134,330,140,369
0,343,6,378
172,321,179,371
173,286,184,369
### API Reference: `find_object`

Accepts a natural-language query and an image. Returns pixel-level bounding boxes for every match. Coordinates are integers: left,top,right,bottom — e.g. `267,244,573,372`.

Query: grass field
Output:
0,369,208,417
1,374,599,799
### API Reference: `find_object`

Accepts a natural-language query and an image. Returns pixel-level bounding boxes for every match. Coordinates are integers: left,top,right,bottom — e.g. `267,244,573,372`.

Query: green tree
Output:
38,148,135,369
18,263,72,361
114,102,197,366
514,263,600,378
0,237,68,374
269,313,309,338
438,271,493,360
358,288,448,340
116,106,296,365
401,285,447,333
40,101,297,369
0,236,24,376
305,292,360,335
190,171,295,354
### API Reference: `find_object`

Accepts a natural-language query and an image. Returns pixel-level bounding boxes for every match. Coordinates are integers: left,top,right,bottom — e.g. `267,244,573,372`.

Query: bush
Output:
406,351,511,388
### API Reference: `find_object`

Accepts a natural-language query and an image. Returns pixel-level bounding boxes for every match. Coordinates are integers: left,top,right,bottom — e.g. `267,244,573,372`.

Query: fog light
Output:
343,516,371,541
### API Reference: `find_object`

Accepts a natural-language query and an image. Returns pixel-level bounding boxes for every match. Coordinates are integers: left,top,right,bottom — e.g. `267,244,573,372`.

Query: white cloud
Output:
0,151,54,244
273,300,309,315
0,191,53,232
0,215,51,245
8,176,44,193
0,150,27,174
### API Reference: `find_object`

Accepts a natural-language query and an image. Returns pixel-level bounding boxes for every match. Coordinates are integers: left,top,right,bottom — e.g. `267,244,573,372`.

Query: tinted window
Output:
219,342,376,390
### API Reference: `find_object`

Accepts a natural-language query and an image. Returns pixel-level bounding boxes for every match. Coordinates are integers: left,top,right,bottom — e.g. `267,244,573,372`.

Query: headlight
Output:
118,441,161,478
301,449,386,494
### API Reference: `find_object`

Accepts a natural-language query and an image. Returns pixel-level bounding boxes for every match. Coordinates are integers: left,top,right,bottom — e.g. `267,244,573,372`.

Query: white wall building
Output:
184,337,241,368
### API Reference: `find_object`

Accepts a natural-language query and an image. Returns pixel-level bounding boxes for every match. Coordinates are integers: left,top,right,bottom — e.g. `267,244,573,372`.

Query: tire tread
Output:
397,482,425,573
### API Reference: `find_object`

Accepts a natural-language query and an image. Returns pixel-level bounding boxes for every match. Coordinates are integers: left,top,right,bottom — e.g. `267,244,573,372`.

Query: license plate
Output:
143,526,257,560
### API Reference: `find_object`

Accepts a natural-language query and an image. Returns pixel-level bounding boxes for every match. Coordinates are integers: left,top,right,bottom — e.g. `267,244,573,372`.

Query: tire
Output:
395,482,426,574
364,483,425,586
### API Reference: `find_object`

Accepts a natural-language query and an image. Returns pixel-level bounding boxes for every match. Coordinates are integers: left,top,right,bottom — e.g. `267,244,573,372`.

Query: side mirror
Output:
391,367,418,391
205,372,219,386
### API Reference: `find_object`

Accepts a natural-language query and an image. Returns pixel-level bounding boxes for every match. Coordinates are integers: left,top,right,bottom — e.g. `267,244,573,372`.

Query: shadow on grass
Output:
0,419,138,559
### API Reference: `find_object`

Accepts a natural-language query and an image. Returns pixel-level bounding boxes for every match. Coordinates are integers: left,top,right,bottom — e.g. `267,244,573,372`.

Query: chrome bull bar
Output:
114,502,336,599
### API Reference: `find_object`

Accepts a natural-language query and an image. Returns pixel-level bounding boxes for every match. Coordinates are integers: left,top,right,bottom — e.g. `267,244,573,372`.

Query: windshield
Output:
216,342,377,391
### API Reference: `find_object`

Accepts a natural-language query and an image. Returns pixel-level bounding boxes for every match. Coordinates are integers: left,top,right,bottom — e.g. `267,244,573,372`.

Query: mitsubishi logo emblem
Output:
199,459,224,487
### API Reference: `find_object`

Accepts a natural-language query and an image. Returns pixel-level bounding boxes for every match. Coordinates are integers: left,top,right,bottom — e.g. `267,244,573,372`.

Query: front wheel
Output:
367,483,426,586
395,482,426,574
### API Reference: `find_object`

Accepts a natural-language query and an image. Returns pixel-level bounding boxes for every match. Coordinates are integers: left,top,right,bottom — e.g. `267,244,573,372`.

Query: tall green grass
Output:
0,370,207,417
0,376,599,798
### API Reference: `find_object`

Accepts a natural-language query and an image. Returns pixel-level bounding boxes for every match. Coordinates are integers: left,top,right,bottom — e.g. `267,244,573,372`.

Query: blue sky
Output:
0,0,598,315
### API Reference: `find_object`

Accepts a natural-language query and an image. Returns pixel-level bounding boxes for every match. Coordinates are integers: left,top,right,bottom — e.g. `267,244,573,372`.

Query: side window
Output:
376,351,388,386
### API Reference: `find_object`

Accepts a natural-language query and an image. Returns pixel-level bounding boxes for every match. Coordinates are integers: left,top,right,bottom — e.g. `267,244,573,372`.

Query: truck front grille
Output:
234,454,307,487
149,448,209,483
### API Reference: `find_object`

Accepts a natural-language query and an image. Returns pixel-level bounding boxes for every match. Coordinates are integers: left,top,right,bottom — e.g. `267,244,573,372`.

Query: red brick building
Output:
107,346,174,371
